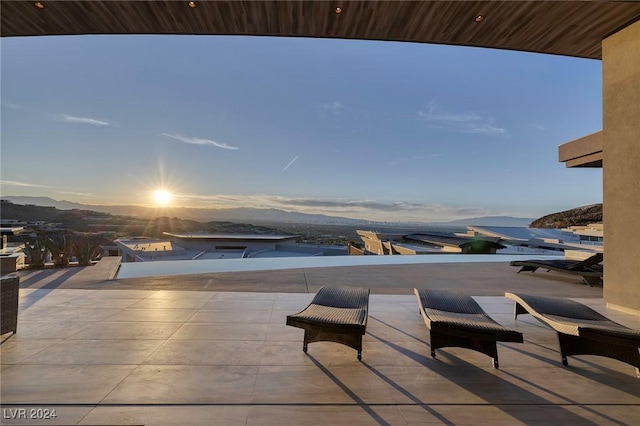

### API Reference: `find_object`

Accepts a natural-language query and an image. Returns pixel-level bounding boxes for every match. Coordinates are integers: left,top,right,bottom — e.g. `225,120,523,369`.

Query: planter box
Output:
1,276,19,336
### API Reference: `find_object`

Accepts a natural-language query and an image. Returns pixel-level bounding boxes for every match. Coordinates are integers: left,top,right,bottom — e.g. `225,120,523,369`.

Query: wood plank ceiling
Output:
2,1,640,59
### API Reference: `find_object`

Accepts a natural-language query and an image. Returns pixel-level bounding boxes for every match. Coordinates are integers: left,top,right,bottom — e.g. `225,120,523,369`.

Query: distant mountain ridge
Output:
431,216,534,227
530,204,602,228
1,196,533,227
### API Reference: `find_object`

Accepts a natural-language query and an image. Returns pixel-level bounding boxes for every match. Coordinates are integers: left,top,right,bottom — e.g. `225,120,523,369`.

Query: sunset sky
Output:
1,35,603,222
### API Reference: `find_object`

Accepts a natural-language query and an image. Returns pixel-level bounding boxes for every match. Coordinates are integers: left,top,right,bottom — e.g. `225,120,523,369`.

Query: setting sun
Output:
153,190,173,206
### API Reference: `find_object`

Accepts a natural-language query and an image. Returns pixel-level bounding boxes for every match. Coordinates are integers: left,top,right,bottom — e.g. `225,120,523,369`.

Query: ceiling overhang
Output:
3,1,640,59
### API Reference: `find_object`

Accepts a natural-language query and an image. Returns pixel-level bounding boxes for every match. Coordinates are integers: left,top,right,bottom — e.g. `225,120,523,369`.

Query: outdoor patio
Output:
1,260,639,425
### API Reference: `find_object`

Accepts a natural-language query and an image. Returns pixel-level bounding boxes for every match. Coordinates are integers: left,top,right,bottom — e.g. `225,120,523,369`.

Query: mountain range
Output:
0,196,535,227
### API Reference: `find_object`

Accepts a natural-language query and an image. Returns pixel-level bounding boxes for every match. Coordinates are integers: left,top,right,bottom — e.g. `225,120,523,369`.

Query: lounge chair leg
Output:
514,302,528,320
562,356,568,366
431,349,436,359
303,343,308,353
357,351,362,361
493,358,499,369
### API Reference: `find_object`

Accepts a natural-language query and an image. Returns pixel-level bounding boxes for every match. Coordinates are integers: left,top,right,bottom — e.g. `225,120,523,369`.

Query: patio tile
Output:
356,365,532,405
19,294,85,308
128,298,209,309
212,291,281,301
201,299,275,311
68,321,183,340
79,406,249,426
503,365,640,404
11,321,93,339
0,338,63,364
0,365,137,404
18,307,122,322
251,365,358,404
562,404,640,426
1,283,638,425
146,290,218,300
246,405,407,425
170,323,268,340
102,365,259,404
260,341,360,367
87,289,156,299
19,339,165,365
266,323,303,341
189,309,272,323
398,404,609,425
272,298,313,311
55,297,142,309
143,340,264,365
104,308,198,322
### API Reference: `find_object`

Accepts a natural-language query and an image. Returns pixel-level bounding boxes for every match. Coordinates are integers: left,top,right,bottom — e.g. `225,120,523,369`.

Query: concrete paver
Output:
1,261,638,425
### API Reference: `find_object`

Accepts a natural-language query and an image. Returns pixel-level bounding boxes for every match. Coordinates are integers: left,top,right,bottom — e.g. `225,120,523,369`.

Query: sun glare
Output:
153,189,173,206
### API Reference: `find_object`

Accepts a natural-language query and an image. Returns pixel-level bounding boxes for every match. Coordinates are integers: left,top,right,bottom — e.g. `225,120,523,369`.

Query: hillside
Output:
529,204,602,228
1,196,378,225
0,201,285,238
2,196,537,227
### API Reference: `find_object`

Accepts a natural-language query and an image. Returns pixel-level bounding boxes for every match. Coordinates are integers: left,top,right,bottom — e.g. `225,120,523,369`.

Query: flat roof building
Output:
116,233,346,263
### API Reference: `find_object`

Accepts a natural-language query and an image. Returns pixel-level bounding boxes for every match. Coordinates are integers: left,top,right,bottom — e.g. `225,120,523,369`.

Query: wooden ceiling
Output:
2,1,640,59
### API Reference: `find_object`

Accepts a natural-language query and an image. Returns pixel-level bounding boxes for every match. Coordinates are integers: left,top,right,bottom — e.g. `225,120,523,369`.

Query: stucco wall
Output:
602,20,640,311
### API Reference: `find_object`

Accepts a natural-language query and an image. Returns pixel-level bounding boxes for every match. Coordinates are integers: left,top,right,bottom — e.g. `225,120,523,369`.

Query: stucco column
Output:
602,19,640,313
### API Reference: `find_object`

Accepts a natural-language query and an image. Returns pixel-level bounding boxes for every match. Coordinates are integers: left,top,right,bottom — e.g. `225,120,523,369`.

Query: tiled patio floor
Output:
2,283,639,425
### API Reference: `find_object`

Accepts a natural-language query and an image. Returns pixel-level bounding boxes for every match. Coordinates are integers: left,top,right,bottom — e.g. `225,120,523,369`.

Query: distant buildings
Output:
356,230,505,255
356,224,604,257
116,232,347,263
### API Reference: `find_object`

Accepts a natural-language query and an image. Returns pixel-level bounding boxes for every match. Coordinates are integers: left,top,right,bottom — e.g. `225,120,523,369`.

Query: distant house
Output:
466,225,603,252
115,232,346,263
356,230,505,255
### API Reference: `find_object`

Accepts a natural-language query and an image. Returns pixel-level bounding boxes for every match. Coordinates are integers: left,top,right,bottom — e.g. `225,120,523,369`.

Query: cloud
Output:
55,190,94,197
283,198,427,211
3,102,21,110
281,155,299,172
321,101,344,113
0,180,50,188
387,156,426,166
54,114,113,126
418,101,505,135
172,192,490,221
161,133,239,150
464,122,506,135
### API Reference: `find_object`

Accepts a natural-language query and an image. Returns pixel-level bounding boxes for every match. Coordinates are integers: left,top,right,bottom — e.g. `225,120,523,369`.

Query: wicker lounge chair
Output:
509,252,603,287
414,288,523,368
505,292,640,375
1,276,20,338
286,286,370,360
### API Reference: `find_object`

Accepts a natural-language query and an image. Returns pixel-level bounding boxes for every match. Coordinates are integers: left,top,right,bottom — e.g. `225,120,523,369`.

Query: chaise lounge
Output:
509,252,603,287
286,286,370,360
414,288,523,368
505,292,640,376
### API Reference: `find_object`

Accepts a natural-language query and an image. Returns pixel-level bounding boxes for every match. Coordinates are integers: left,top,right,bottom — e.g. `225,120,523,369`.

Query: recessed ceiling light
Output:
474,15,484,23
188,1,197,8
335,7,343,14
34,2,45,9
